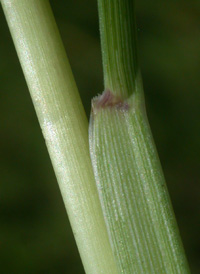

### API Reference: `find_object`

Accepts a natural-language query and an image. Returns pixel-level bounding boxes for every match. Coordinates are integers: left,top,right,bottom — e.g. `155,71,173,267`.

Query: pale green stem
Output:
1,0,118,273
89,0,191,273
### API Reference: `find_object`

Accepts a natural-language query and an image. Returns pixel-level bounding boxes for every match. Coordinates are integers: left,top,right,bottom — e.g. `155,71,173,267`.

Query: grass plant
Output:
1,0,190,273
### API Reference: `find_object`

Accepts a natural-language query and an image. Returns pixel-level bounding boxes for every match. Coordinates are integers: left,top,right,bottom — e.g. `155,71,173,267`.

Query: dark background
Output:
0,0,200,273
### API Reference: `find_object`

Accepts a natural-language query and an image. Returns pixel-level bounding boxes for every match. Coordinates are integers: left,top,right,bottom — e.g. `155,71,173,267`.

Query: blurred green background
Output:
0,0,200,273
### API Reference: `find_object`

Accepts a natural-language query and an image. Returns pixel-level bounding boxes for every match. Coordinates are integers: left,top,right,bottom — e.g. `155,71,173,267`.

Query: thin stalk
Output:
97,0,139,99
1,0,118,273
89,0,190,273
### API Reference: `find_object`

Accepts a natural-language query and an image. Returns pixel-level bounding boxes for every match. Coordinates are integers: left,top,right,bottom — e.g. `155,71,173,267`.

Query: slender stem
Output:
1,0,117,273
89,0,191,273
98,0,139,98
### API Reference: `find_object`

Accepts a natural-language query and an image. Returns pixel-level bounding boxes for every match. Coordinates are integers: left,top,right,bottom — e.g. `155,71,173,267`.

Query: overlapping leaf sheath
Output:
89,90,190,273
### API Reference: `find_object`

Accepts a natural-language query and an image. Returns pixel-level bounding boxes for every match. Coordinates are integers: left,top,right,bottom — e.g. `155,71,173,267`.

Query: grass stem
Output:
89,0,191,273
1,0,117,273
